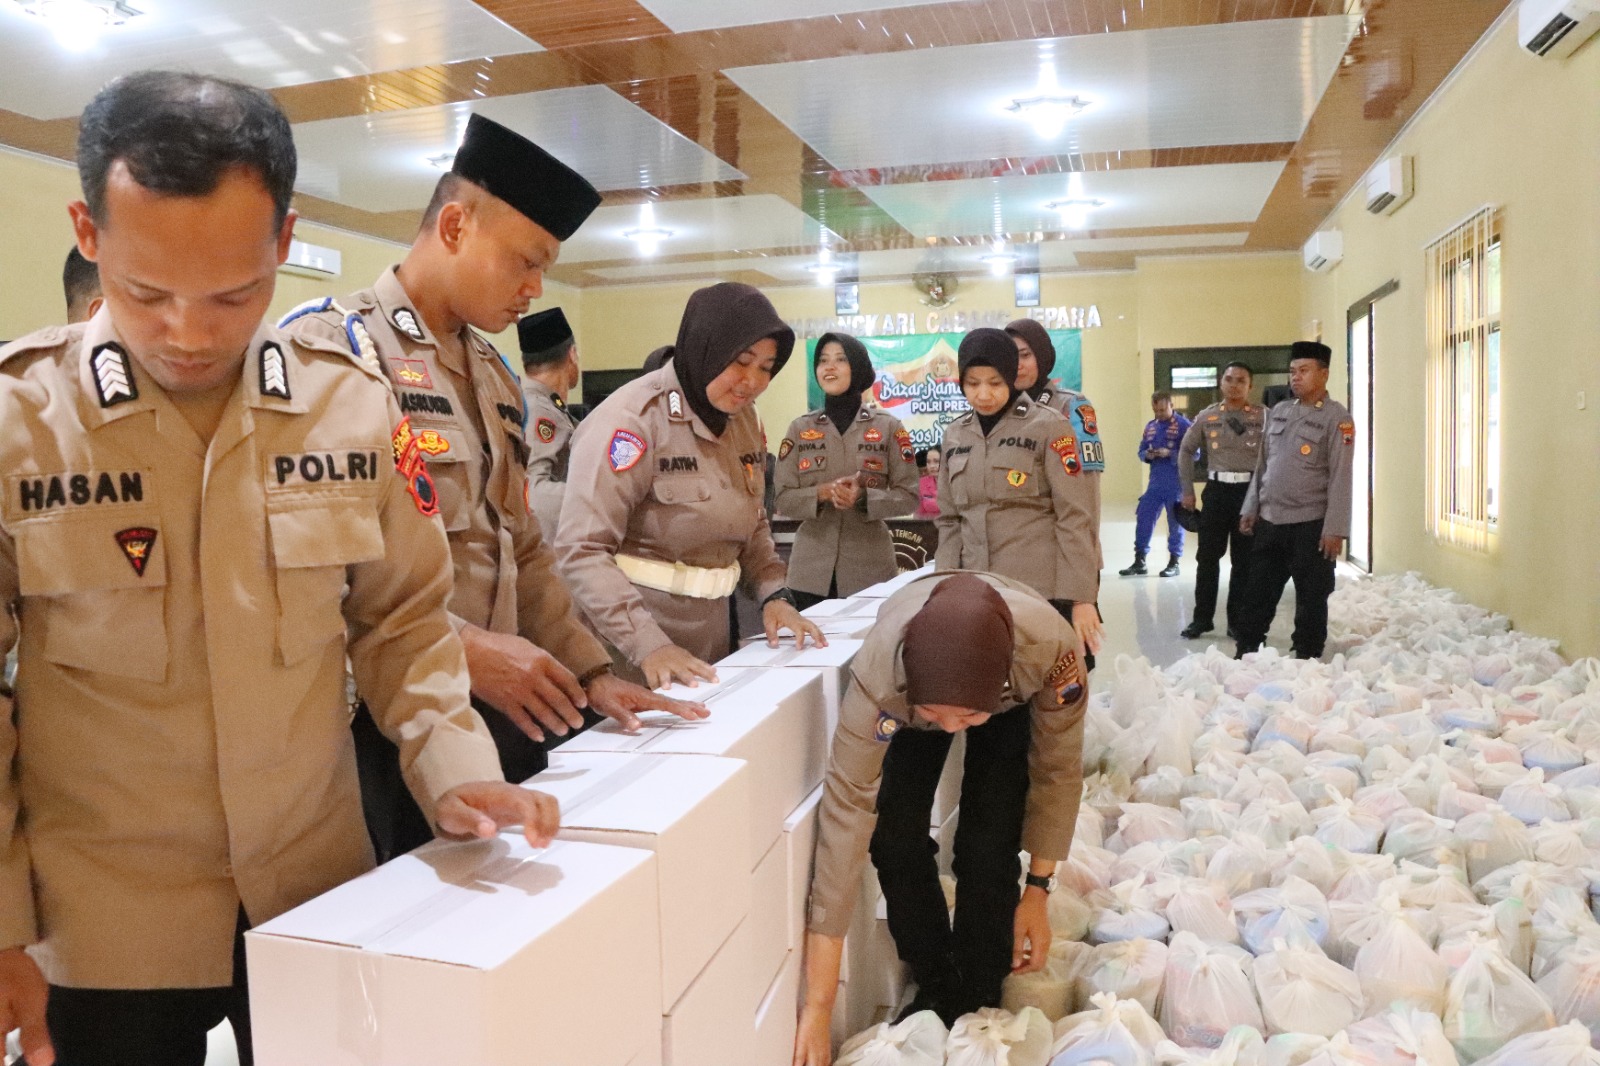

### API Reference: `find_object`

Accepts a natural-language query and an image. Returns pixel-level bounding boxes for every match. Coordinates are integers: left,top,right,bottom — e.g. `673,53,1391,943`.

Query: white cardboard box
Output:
663,919,758,1066
750,833,791,996
524,751,751,1007
800,594,883,620
783,786,824,951
813,614,880,640
754,949,803,1066
561,668,828,871
852,565,935,598
723,638,863,733
248,837,660,1066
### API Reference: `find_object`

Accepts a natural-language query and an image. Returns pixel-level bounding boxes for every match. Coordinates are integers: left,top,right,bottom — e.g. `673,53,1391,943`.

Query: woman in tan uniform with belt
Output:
936,328,1105,656
775,332,919,609
557,282,825,688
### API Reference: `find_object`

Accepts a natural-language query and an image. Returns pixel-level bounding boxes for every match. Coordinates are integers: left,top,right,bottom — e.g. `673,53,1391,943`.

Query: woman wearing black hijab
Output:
773,332,920,609
557,283,826,689
933,328,1101,617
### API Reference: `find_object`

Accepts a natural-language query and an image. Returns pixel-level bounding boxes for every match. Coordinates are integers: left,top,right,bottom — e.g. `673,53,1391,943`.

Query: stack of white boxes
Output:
247,567,947,1065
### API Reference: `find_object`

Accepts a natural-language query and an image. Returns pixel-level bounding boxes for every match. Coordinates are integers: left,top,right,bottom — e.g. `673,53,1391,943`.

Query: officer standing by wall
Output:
1178,362,1265,640
558,282,826,688
774,331,918,609
518,306,580,537
1234,341,1355,660
1120,392,1192,578
282,115,703,862
937,328,1104,658
793,572,1087,1063
0,72,549,1066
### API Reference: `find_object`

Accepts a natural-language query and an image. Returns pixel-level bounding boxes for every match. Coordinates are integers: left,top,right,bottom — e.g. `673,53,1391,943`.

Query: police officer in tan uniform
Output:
518,306,579,537
1236,341,1355,660
935,328,1104,657
281,115,702,861
0,73,552,1066
774,331,918,608
1177,361,1265,641
558,283,826,688
793,573,1086,1063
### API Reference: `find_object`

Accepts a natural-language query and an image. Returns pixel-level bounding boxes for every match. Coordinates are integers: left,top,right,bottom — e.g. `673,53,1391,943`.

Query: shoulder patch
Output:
1050,434,1081,476
778,438,794,460
1045,650,1084,706
91,342,138,407
258,341,290,400
535,417,558,444
391,417,440,516
608,429,647,472
874,710,902,742
1076,403,1098,436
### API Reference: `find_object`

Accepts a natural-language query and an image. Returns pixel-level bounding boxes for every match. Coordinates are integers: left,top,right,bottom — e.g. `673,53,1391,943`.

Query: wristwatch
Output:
1023,872,1056,893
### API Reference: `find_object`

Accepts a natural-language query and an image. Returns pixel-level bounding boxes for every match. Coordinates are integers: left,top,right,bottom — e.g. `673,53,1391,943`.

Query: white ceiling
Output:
586,231,1251,283
636,0,946,33
725,17,1359,171
292,85,745,210
0,0,541,121
554,194,839,265
860,162,1285,238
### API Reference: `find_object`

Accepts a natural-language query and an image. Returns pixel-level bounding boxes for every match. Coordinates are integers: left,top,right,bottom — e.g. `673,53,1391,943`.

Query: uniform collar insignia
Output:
551,392,565,408
91,342,138,408
1013,400,1029,416
814,411,829,424
259,341,291,400
857,408,872,421
391,307,426,342
1038,389,1052,403
668,390,684,418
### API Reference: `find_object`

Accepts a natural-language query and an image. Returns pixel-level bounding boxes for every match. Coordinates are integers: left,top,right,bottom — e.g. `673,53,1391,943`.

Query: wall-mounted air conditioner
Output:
279,240,342,280
1519,0,1600,58
1303,230,1343,273
1365,156,1414,215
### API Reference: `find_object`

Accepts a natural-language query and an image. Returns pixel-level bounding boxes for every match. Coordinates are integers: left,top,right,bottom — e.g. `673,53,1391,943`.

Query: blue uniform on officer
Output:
1121,391,1191,577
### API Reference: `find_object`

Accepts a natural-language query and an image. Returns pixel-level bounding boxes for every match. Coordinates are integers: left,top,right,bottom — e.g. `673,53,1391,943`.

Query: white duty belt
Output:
1209,471,1253,484
617,554,741,598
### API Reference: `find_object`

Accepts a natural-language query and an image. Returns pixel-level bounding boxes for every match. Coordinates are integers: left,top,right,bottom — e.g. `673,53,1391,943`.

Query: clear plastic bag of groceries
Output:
946,1006,1053,1066
1153,1026,1267,1065
1088,880,1171,945
1536,933,1600,1046
1233,877,1330,955
1441,934,1556,1062
1073,938,1168,1015
1165,877,1241,945
1004,949,1081,1023
835,1009,949,1066
1470,1020,1600,1066
1351,899,1449,1016
1453,807,1535,884
1253,939,1363,1037
1339,1006,1459,1066
1159,932,1265,1048
1049,992,1166,1066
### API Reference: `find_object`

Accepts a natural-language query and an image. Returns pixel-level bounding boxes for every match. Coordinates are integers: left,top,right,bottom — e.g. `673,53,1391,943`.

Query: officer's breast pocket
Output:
14,514,170,682
414,429,474,533
988,457,1043,500
651,476,711,506
944,453,971,505
267,496,385,666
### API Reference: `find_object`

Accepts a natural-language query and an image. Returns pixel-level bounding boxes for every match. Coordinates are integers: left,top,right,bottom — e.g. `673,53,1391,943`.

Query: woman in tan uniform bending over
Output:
556,282,825,688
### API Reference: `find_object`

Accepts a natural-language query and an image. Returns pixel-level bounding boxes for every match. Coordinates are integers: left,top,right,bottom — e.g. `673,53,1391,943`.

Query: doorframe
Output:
1345,280,1399,573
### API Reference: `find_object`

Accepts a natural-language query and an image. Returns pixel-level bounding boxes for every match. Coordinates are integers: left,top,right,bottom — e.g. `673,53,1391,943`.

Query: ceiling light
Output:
1046,198,1105,229
17,0,140,46
625,203,672,257
1004,94,1091,138
979,240,1017,277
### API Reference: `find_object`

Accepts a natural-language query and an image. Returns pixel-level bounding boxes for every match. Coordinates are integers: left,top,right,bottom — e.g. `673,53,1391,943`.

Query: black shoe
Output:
1159,555,1181,577
1181,622,1213,639
1118,556,1147,576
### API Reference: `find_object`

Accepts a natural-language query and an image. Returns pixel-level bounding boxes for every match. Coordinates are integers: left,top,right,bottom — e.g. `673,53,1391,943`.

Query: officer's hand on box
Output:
436,782,560,849
584,670,710,733
460,625,588,743
0,947,53,1066
642,645,719,690
764,599,829,650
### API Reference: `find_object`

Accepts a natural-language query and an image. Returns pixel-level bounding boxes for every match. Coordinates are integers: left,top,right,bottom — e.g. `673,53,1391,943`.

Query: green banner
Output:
805,331,1082,451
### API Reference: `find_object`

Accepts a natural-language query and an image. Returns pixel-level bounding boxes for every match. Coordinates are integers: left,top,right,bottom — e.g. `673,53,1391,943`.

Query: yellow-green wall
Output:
0,147,546,355
573,258,1307,510
1301,16,1600,658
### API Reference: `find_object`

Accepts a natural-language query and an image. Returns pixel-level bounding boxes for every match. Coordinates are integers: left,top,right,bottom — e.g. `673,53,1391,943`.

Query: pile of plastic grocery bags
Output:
842,572,1600,1065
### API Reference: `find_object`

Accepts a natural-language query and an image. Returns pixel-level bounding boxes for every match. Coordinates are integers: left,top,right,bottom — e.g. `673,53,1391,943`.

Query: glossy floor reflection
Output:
1092,519,1306,671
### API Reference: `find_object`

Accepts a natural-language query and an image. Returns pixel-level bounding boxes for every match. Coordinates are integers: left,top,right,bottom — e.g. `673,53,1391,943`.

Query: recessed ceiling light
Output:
1004,94,1091,138
979,239,1018,277
16,0,140,46
1046,198,1105,229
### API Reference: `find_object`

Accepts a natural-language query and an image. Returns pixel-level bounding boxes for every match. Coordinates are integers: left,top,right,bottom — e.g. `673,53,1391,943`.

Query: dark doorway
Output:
1152,345,1295,420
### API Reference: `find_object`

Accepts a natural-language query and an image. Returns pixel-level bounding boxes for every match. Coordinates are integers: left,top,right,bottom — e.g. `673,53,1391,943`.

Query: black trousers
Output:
1191,480,1254,631
1234,518,1336,658
353,695,558,865
29,912,251,1066
792,576,839,613
868,706,1031,1009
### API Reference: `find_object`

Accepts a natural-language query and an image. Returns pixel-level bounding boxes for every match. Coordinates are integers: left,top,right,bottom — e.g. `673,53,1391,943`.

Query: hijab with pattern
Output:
662,283,795,435
814,331,876,430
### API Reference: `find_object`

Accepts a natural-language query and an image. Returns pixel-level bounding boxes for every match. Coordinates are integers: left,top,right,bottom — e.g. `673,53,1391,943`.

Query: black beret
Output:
452,114,601,241
518,307,574,364
1291,340,1333,366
